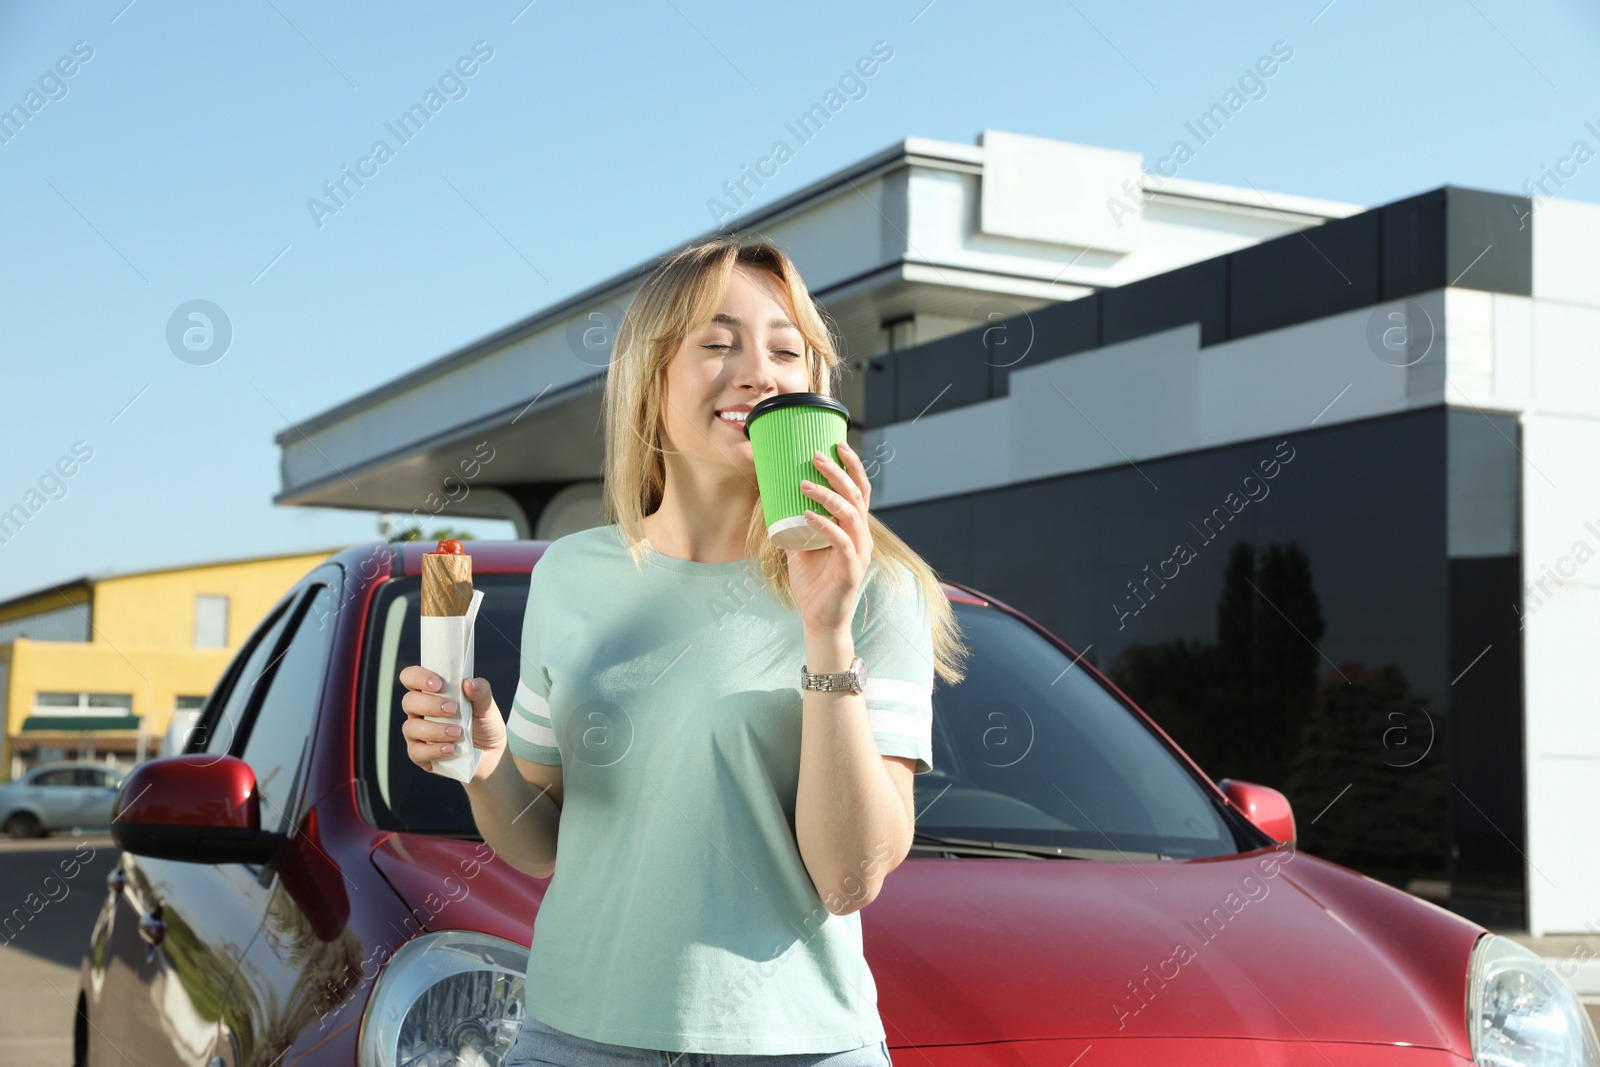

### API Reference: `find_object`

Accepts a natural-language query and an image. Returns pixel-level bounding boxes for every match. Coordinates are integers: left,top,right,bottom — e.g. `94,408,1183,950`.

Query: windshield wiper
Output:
911,831,1168,862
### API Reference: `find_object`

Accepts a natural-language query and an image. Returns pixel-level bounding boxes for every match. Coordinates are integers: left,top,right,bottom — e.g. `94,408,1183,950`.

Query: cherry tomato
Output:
435,538,465,555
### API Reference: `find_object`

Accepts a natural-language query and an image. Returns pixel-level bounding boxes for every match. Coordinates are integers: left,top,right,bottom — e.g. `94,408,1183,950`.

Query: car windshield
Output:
360,573,1252,859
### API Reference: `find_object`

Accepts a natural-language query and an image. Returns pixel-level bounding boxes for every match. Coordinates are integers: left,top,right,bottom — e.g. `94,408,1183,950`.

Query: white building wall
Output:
1523,197,1600,934
867,295,1445,510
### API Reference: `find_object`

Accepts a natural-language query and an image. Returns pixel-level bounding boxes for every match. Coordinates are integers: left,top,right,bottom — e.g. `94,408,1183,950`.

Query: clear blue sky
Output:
2,0,1595,604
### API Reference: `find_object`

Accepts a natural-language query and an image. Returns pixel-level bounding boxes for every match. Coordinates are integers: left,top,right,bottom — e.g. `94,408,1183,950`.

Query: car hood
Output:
867,846,1482,1054
370,837,1481,1056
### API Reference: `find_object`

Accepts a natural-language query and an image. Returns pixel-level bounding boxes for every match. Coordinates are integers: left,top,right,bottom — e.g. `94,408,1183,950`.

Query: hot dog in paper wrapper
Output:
419,539,484,783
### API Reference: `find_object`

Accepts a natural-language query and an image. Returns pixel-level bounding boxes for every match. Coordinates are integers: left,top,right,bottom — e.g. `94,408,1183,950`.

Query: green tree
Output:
1112,540,1323,788
1282,662,1447,878
1103,636,1219,762
388,525,477,544
1251,542,1326,783
1108,540,1448,886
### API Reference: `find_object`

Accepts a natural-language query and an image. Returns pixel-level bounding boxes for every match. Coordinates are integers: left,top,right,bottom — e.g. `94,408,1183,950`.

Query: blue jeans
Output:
506,1012,894,1067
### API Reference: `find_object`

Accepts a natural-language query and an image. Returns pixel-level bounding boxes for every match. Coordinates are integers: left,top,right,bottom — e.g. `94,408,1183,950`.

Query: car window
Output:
238,584,337,835
359,573,527,835
356,574,1252,859
188,593,297,757
32,769,74,788
915,603,1246,859
74,769,115,788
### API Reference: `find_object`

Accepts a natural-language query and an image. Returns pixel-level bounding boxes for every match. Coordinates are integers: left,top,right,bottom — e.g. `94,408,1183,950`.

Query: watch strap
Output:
800,655,866,694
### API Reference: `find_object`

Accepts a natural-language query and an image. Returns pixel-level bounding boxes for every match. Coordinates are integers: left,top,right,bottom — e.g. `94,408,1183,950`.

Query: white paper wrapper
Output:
419,587,485,784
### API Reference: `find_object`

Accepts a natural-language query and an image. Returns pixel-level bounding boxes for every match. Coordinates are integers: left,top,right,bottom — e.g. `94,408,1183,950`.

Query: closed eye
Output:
703,343,803,362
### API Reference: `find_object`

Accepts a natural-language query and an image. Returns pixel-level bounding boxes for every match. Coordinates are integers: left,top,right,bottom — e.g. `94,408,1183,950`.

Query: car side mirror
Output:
111,754,286,865
1217,778,1296,845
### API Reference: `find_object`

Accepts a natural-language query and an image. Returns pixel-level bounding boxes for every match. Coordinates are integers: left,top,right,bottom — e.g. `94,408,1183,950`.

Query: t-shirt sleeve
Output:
854,560,936,775
507,559,562,766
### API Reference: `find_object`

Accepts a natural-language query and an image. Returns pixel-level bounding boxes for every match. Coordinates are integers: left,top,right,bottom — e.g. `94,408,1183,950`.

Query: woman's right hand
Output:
398,667,506,783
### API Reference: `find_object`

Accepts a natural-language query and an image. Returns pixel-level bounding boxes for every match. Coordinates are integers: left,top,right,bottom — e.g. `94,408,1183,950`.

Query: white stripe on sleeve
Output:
508,709,558,749
867,706,930,743
512,678,550,718
863,675,932,713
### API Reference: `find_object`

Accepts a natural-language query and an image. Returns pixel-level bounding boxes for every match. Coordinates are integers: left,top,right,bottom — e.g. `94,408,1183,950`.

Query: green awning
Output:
20,715,142,732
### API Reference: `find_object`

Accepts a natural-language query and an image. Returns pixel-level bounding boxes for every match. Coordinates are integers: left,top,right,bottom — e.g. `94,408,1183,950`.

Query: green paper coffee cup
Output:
743,392,853,551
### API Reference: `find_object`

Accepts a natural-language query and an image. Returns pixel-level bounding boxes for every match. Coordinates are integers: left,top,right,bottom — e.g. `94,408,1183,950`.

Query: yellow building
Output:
0,547,343,779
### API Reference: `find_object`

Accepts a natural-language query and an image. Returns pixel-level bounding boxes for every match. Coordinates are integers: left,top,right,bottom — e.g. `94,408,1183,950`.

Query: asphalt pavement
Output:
0,833,117,1067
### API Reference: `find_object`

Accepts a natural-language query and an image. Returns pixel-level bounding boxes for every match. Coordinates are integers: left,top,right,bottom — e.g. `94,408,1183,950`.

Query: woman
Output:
398,236,968,1066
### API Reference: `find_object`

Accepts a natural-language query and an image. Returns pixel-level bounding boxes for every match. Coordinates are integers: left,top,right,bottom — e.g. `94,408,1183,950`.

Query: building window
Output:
34,692,134,716
195,595,229,648
877,316,916,356
175,695,207,711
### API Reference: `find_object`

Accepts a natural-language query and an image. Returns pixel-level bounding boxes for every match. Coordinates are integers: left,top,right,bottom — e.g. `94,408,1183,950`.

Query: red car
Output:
80,540,1599,1066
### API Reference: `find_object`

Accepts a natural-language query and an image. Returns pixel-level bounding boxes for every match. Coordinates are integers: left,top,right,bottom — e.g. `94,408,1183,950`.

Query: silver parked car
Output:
0,761,125,838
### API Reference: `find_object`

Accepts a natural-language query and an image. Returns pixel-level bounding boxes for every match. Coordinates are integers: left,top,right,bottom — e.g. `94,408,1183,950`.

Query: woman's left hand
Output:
786,441,874,634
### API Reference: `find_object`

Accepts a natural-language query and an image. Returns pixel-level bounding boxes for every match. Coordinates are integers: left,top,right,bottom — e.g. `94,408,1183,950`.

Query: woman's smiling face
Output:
657,263,812,473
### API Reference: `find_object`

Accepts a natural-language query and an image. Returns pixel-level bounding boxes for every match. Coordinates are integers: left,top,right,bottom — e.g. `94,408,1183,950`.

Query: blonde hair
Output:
600,235,969,686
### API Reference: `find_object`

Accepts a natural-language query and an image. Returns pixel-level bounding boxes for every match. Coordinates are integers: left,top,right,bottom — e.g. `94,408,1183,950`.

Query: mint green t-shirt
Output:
505,523,935,1055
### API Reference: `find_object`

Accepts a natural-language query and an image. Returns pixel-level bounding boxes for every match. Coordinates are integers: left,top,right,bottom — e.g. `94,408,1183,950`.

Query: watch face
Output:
840,657,865,692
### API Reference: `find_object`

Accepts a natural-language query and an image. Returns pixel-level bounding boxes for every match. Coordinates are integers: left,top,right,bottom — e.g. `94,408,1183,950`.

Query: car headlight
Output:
1467,933,1600,1067
357,929,528,1067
